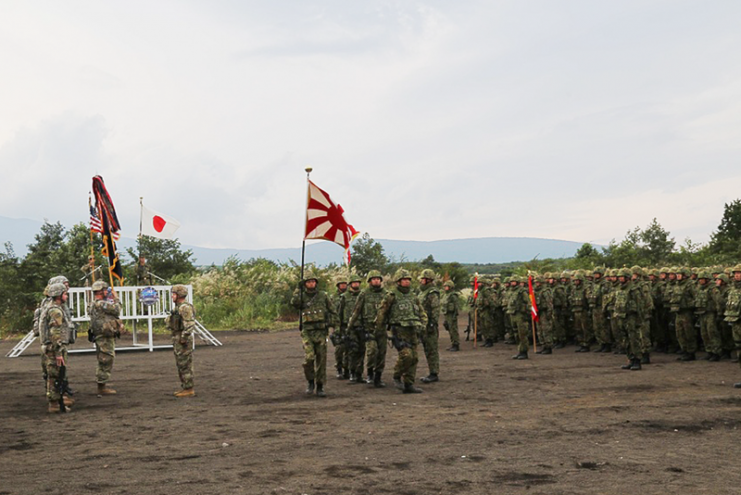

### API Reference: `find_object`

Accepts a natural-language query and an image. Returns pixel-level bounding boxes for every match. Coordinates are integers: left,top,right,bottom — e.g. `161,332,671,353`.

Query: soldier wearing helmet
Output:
347,270,388,387
551,272,568,349
713,273,734,360
725,266,741,387
330,275,349,380
506,274,531,360
694,270,722,361
167,284,197,397
534,274,554,355
668,267,698,361
41,283,73,413
441,280,460,351
376,268,428,393
612,268,645,370
88,281,122,396
341,274,365,384
290,271,338,397
417,268,441,383
570,270,590,352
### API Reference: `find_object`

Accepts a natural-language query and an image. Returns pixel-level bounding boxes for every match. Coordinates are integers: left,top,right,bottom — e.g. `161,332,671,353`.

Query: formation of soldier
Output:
470,265,741,383
32,277,196,413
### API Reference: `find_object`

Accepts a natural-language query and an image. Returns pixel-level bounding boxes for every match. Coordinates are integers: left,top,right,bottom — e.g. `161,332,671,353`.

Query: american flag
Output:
90,203,120,240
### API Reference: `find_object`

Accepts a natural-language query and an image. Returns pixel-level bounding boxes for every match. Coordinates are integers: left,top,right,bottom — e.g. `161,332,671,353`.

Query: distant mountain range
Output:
0,215,590,265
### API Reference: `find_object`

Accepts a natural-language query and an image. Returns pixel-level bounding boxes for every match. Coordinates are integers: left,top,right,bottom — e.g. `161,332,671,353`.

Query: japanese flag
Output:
141,204,181,239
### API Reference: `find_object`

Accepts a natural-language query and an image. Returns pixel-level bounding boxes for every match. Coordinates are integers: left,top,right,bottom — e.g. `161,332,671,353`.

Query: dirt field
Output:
2,325,741,495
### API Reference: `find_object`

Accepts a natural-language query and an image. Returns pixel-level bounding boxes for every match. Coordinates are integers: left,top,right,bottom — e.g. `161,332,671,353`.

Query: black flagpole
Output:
299,167,313,333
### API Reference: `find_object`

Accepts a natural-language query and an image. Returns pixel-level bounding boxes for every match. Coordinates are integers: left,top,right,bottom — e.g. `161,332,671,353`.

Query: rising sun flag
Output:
304,179,359,265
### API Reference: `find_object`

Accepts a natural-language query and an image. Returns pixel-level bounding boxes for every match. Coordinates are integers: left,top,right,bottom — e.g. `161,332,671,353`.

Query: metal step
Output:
5,331,37,358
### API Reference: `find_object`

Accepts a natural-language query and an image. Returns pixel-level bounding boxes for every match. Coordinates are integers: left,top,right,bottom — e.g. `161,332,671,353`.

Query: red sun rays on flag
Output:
305,180,359,258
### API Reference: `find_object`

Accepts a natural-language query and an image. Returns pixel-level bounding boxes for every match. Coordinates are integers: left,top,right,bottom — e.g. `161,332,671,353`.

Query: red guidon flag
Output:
305,180,359,265
141,204,181,240
528,274,539,322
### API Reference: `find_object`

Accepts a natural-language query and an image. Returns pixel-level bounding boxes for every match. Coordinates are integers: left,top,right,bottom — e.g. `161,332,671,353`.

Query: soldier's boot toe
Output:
734,382,741,389
540,347,552,355
305,380,315,395
336,367,344,379
393,377,404,390
365,368,374,384
447,344,460,352
420,374,439,383
315,384,327,398
679,352,696,362
553,342,564,349
403,383,423,394
175,388,195,398
630,359,642,371
373,372,386,388
621,361,633,370
640,353,651,365
512,352,528,360
97,384,117,396
483,339,494,348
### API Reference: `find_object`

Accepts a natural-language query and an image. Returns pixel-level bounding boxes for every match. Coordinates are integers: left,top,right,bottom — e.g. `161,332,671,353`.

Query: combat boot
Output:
315,383,327,398
708,353,720,362
97,383,117,396
348,373,361,384
540,347,552,355
641,353,650,364
372,371,386,388
720,350,732,360
483,339,494,348
336,366,344,379
342,369,351,379
175,388,195,398
621,360,633,370
512,352,528,360
593,344,606,352
393,376,404,390
553,342,565,349
575,345,590,353
678,352,696,362
365,368,374,384
447,344,459,352
305,380,315,395
630,359,642,371
403,382,423,394
603,344,612,353
48,403,70,413
734,382,741,388
421,374,439,383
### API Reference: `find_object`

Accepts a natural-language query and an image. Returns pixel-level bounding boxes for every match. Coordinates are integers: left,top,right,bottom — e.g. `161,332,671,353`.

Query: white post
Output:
148,315,154,352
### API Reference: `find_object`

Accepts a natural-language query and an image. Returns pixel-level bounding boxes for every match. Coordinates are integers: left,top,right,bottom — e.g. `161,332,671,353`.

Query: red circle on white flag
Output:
153,216,166,233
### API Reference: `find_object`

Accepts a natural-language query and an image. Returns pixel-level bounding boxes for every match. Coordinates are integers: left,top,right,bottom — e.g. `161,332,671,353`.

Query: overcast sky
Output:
1,1,740,251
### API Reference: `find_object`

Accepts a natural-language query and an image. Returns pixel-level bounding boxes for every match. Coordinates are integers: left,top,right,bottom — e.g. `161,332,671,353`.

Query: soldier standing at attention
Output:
81,255,96,287
695,270,722,362
508,276,531,360
614,268,644,371
418,269,441,383
534,275,554,355
377,269,428,394
724,266,741,387
342,275,365,383
41,283,73,413
441,280,460,351
348,270,389,388
167,284,196,397
136,256,153,286
670,267,697,361
331,276,348,379
478,276,496,347
291,273,337,397
89,281,121,396
570,270,590,352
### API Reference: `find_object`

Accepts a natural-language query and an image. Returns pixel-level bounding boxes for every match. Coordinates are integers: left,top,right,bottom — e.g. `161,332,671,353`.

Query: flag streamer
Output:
92,175,124,285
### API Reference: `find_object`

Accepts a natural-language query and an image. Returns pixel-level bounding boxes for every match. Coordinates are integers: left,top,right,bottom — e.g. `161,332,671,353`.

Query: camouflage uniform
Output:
441,281,460,349
341,282,364,382
670,269,697,359
291,279,337,394
136,261,153,286
377,270,428,393
570,271,590,351
534,277,554,353
614,270,644,370
552,278,568,347
507,277,531,359
714,275,733,357
330,280,348,378
89,289,122,386
348,270,388,387
477,278,495,346
417,270,441,381
491,278,506,342
588,269,611,351
695,272,722,359
39,285,71,410
167,288,197,392
724,270,741,383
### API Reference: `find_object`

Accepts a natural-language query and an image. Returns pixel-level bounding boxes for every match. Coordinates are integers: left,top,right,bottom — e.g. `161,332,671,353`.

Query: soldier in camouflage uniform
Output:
491,276,506,342
418,269,441,383
502,277,516,344
330,276,348,379
507,276,531,359
89,281,122,396
534,275,554,354
80,255,96,287
570,271,590,352
589,267,611,352
477,276,496,347
631,266,654,364
377,269,428,394
348,270,389,387
40,283,73,413
613,268,644,370
291,273,337,397
441,280,460,351
670,267,697,361
33,284,53,384
167,284,197,397
551,274,568,348
341,275,365,383
135,256,153,286
725,266,741,387
714,273,733,359
695,270,722,361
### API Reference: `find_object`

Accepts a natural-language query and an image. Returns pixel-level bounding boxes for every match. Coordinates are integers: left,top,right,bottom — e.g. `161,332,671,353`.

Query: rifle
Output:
55,362,67,413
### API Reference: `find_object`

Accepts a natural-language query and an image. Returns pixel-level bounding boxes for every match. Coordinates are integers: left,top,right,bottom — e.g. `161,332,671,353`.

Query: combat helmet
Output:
678,267,691,278
443,280,455,289
335,275,348,287
48,275,69,286
47,283,67,298
697,270,712,281
419,268,436,281
367,269,383,282
394,268,412,282
592,266,605,276
92,280,108,292
303,269,318,283
732,264,741,274
172,284,188,298
349,274,363,285
571,270,584,282
631,265,644,277
716,273,730,284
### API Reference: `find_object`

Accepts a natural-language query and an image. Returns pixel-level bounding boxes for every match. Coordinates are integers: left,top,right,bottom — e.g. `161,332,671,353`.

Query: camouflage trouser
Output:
511,313,529,353
674,310,697,353
301,330,328,385
44,346,68,403
392,326,419,386
333,328,346,372
552,309,567,343
618,314,643,360
537,312,553,348
95,336,116,384
444,314,460,346
699,312,722,355
572,311,590,347
732,322,741,368
479,310,494,341
640,319,652,354
172,332,194,389
651,305,667,348
346,327,366,376
609,315,624,348
720,318,734,353
420,324,439,376
503,312,513,340
592,309,610,345
493,309,505,341
365,329,388,374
